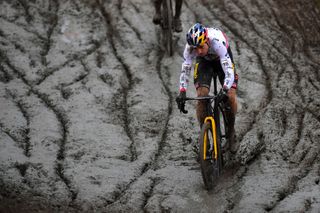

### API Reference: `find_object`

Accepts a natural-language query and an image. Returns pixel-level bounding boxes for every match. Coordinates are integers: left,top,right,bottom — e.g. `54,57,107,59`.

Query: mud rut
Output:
0,0,319,212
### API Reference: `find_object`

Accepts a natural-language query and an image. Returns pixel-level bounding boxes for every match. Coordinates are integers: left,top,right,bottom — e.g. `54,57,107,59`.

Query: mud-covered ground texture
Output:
0,0,320,212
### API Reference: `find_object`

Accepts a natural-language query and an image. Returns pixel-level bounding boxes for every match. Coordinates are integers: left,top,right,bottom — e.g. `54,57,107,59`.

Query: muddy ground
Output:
0,0,319,212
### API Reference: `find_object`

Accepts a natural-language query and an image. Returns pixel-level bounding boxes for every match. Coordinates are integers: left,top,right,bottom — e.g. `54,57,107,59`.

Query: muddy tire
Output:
161,0,173,56
199,121,222,190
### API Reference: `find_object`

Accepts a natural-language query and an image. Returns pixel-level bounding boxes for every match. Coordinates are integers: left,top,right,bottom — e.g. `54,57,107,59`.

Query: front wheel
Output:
199,121,222,190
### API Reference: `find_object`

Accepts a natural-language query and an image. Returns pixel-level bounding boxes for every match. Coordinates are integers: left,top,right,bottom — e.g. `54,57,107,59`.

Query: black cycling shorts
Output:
193,47,238,90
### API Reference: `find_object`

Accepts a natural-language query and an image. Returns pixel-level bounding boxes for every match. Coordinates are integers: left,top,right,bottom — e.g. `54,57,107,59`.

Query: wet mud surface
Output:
0,0,320,212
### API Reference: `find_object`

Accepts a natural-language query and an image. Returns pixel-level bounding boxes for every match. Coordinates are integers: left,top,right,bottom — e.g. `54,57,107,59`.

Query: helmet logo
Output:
187,23,207,47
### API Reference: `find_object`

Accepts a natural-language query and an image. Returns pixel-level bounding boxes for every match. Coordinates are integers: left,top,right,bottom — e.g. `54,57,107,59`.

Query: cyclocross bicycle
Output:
183,77,230,190
160,0,174,56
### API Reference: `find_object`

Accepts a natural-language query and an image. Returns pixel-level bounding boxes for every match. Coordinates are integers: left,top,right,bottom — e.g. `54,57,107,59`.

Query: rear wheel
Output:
199,121,222,190
161,0,173,56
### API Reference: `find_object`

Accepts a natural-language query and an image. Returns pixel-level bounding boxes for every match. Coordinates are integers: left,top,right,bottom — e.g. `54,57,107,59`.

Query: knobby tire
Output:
162,0,173,56
199,121,222,190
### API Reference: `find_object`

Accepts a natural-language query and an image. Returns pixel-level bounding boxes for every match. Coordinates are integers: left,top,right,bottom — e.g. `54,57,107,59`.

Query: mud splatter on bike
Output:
180,76,231,190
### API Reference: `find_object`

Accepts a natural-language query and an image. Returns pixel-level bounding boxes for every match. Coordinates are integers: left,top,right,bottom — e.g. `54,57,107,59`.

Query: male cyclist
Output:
176,23,239,152
152,0,183,32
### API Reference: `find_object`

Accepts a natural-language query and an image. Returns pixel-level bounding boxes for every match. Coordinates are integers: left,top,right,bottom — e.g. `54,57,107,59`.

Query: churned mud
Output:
0,0,319,212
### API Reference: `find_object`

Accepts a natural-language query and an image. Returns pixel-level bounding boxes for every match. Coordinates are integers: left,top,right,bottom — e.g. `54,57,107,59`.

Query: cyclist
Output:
152,0,183,32
176,23,239,152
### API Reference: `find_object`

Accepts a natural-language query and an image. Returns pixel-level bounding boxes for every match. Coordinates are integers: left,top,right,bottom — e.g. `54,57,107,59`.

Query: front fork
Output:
203,116,218,160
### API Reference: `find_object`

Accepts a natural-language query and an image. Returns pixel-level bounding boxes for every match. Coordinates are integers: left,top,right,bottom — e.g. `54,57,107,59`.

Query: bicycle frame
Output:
202,75,222,161
203,116,218,160
184,96,220,160
181,75,227,190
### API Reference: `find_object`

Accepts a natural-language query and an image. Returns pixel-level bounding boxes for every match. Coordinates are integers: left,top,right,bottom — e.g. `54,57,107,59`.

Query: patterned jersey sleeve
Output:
213,41,234,90
179,44,196,92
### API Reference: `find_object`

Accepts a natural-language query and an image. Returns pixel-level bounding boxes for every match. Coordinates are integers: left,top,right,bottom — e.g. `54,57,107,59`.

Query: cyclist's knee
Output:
196,87,209,125
196,86,209,97
228,88,237,114
196,102,206,126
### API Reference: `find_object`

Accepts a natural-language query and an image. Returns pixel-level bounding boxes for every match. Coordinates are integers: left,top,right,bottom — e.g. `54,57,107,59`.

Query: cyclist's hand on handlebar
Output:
217,87,229,103
176,91,188,114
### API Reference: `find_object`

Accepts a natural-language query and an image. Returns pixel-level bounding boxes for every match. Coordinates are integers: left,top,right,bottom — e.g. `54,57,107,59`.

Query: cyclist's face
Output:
196,43,209,56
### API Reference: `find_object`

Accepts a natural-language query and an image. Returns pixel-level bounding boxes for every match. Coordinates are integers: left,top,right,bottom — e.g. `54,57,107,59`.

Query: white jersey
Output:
179,27,234,92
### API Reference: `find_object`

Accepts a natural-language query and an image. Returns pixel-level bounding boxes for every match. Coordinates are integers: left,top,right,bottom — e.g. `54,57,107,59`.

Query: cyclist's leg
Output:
215,56,238,152
227,46,238,117
227,88,238,153
229,82,238,116
196,87,209,128
194,57,214,128
173,0,183,32
228,66,239,152
153,0,162,25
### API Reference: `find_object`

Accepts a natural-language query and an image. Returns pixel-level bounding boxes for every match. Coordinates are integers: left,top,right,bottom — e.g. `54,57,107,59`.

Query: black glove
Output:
217,88,228,103
176,91,188,114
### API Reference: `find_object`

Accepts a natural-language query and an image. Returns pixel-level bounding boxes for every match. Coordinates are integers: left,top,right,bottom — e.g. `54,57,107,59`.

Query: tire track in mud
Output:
153,52,173,165
60,61,89,100
36,41,101,86
107,39,175,211
307,108,320,124
94,2,167,208
16,0,32,23
28,1,103,86
0,24,27,54
1,1,79,202
38,1,59,67
258,0,317,103
139,33,175,210
273,108,305,162
1,52,78,203
94,1,155,207
308,75,320,91
256,107,318,210
5,89,31,157
116,1,142,41
291,112,305,155
0,63,14,83
95,2,175,206
0,122,20,146
142,177,159,212
266,151,320,211
2,0,74,87
0,14,46,42
96,0,137,162
0,61,29,154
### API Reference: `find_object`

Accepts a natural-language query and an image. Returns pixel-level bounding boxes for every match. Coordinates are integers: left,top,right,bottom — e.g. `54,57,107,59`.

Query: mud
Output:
0,0,319,212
